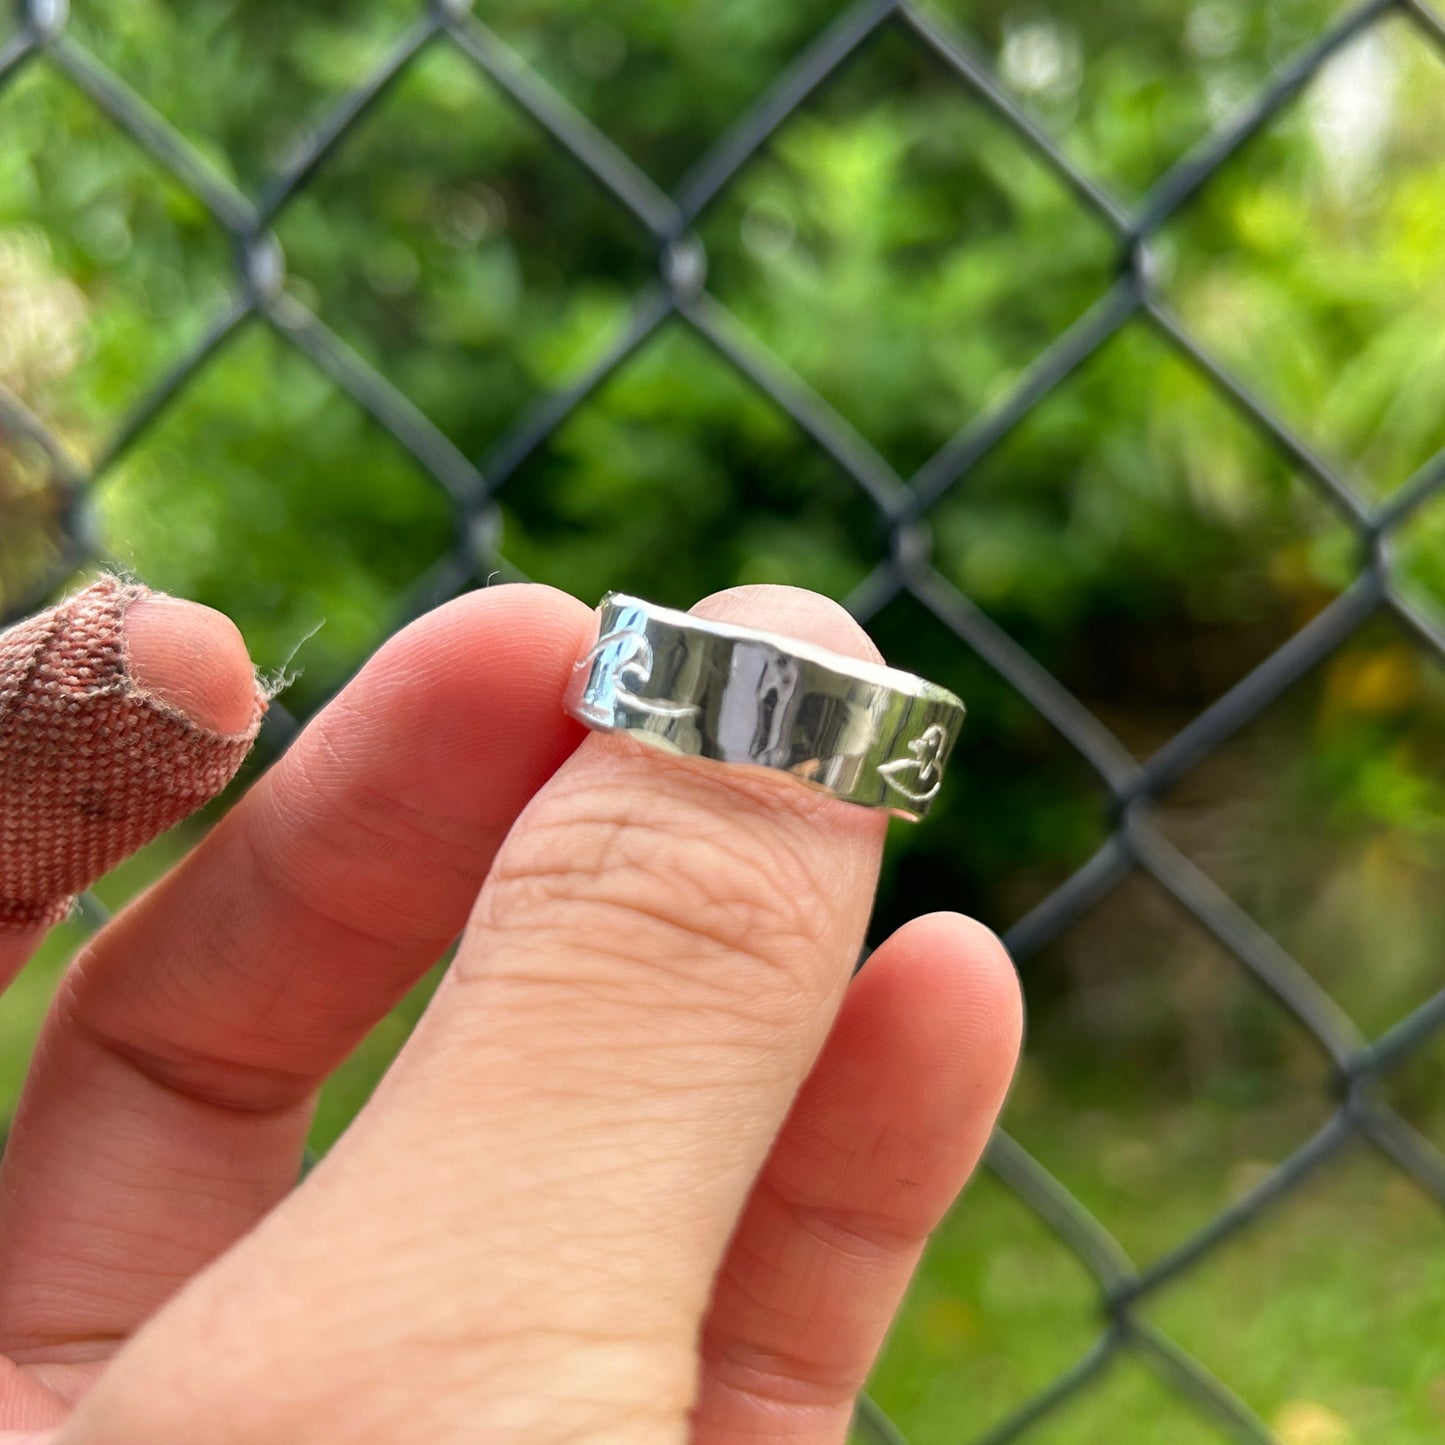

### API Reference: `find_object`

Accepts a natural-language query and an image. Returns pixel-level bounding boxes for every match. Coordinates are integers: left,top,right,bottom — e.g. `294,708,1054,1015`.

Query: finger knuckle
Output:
471,772,834,998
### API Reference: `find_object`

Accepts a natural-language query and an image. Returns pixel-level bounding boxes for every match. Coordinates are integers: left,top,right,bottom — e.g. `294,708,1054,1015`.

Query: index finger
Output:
0,583,594,1355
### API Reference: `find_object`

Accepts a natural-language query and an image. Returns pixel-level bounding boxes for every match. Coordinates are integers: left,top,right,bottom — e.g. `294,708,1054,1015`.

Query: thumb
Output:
0,576,265,974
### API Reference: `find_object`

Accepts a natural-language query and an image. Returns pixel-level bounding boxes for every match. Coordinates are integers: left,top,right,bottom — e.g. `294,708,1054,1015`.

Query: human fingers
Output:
694,912,1021,1444
0,577,263,988
57,585,891,1444
0,584,593,1360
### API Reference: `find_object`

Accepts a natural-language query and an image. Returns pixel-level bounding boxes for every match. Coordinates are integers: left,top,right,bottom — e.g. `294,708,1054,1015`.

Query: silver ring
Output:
563,593,965,821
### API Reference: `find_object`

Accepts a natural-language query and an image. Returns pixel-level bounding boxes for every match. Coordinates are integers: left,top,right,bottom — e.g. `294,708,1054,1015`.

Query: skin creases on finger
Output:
0,584,595,1363
53,586,892,1445
358,584,892,1422
694,913,1023,1444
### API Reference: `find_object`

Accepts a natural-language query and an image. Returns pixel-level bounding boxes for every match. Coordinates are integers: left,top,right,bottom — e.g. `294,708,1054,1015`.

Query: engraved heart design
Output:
877,723,947,804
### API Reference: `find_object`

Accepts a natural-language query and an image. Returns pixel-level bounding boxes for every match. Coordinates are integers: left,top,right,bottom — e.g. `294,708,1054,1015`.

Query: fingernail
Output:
123,595,264,736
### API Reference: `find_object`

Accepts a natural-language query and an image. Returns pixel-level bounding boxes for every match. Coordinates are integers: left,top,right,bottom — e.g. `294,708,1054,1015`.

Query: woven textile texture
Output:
0,576,265,931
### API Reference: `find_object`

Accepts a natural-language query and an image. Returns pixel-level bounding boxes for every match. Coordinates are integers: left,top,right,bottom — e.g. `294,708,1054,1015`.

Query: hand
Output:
0,579,1020,1444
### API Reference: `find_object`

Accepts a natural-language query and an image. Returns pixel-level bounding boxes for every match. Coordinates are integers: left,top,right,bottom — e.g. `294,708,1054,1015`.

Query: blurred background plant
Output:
2,0,1445,1440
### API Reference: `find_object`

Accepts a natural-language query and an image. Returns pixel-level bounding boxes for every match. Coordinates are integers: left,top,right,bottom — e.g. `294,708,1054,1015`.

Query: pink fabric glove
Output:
0,576,266,931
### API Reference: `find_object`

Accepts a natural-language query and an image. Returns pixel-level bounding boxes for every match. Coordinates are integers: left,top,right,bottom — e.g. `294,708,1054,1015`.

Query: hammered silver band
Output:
563,593,965,821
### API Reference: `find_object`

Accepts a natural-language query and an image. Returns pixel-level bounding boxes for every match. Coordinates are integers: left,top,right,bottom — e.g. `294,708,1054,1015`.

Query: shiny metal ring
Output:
563,592,965,821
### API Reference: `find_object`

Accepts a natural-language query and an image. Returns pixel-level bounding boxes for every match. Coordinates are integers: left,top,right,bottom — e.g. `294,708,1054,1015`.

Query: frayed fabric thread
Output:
0,575,266,931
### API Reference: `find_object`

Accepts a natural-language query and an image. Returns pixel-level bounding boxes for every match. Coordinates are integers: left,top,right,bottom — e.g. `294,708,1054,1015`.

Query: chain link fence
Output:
3,0,1445,1439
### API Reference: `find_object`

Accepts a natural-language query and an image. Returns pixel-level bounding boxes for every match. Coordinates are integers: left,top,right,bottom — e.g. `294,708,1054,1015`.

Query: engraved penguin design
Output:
876,722,948,805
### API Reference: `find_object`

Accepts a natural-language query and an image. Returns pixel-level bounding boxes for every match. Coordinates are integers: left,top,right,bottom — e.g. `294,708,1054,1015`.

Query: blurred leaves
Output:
0,0,1440,949
4,4,1445,1439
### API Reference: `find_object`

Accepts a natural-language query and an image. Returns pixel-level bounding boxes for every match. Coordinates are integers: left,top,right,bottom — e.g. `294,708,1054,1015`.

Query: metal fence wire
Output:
4,0,1445,1439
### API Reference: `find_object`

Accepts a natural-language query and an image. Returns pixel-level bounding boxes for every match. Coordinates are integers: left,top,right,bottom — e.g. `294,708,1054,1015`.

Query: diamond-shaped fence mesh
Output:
3,0,1445,1439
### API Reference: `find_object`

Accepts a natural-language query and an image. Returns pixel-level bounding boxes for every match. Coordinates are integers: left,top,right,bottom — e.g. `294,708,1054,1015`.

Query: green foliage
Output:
3,0,1444,1042
2,0,1442,1044
3,2,1441,857
3,4,1445,1434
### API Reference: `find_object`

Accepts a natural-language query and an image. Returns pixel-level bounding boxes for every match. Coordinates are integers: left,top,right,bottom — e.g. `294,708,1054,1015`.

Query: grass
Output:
2,821,1443,1445
866,1102,1445,1444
